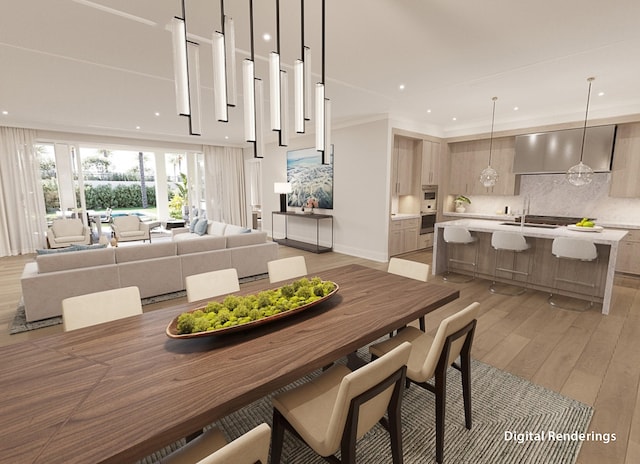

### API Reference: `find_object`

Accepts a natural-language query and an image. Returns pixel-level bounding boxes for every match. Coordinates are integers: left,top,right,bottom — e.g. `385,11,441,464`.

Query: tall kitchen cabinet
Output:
610,123,640,198
392,136,418,195
448,137,519,195
421,140,441,185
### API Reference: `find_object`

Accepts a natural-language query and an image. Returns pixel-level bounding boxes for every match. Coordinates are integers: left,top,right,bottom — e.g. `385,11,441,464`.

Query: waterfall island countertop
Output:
433,219,628,315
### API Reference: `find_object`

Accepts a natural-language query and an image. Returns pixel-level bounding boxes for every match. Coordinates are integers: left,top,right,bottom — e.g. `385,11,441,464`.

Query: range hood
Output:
513,125,616,174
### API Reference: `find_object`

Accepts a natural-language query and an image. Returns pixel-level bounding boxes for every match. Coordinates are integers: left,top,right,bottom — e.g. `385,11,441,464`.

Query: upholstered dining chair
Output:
185,268,240,303
161,423,271,464
369,302,481,464
270,342,411,464
267,256,308,283
388,257,430,331
61,286,143,332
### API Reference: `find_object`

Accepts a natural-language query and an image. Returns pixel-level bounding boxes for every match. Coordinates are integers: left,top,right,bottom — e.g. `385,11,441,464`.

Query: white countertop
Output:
390,213,421,221
442,212,640,230
436,218,628,244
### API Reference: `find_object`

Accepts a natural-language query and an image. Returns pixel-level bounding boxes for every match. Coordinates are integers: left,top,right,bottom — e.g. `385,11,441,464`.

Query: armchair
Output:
47,218,91,248
111,215,151,243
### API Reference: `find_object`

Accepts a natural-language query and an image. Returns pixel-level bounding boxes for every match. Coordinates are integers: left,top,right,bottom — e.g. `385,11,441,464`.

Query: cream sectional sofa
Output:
171,220,252,241
20,231,277,322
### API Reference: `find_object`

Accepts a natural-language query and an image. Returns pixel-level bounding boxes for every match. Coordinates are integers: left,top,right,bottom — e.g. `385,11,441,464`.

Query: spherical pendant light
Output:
567,77,596,186
480,97,499,188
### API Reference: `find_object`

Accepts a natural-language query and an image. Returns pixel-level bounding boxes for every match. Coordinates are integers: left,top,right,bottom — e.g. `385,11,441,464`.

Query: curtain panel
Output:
0,127,48,256
203,146,247,227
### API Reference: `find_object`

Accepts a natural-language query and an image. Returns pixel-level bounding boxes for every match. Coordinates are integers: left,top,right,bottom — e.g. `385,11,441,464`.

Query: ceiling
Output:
2,0,640,147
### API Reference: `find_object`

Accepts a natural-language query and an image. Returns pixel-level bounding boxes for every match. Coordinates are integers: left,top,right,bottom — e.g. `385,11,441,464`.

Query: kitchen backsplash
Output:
460,173,640,226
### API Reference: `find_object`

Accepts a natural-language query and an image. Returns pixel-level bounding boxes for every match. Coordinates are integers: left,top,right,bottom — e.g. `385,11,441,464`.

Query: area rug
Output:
9,273,268,335
138,355,593,464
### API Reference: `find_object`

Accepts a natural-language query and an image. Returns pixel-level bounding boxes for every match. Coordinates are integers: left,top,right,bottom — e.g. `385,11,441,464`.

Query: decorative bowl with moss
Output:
166,277,339,339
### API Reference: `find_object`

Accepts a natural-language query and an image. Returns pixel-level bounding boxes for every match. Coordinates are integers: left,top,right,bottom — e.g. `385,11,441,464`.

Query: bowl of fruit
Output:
567,218,603,232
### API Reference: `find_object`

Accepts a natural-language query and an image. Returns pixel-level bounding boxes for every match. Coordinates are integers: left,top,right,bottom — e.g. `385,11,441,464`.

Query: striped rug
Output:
140,354,593,464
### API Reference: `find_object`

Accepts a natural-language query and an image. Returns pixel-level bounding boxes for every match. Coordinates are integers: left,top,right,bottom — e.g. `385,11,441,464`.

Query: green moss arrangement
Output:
176,277,336,335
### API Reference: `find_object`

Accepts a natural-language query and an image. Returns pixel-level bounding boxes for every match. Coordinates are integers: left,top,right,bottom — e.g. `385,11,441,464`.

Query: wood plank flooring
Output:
1,246,638,463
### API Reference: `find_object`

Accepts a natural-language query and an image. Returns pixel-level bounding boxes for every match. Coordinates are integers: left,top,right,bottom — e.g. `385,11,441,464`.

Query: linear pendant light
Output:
315,83,325,151
479,96,498,187
315,0,330,163
280,69,289,146
243,59,256,142
212,30,228,122
187,41,202,135
224,15,237,107
566,77,596,186
269,0,281,132
294,58,304,133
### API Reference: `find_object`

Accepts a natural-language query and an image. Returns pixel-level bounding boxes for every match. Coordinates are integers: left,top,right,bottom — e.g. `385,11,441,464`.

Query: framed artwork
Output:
286,147,334,209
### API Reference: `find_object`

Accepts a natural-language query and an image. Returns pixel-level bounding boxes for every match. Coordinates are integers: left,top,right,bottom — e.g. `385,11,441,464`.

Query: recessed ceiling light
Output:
398,84,405,90
598,91,605,97
452,117,457,121
427,109,431,113
224,136,229,139
1,110,8,115
136,126,141,130
154,112,160,116
513,106,519,111
263,33,271,41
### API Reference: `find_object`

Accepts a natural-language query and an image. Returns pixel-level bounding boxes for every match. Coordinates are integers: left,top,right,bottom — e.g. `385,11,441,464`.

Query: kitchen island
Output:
433,219,628,314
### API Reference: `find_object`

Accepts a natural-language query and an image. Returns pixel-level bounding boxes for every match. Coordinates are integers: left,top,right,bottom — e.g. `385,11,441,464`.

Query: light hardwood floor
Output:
1,246,639,463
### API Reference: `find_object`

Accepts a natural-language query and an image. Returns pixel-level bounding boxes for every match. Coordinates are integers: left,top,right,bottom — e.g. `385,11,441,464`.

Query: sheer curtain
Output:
203,145,247,226
0,127,48,256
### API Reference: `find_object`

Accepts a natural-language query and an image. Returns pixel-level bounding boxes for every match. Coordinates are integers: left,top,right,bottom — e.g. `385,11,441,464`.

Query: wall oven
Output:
420,185,437,234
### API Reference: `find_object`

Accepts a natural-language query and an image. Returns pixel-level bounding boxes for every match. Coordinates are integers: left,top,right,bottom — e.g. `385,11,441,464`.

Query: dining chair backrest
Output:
161,423,271,464
388,257,429,282
443,227,475,244
267,256,308,283
419,302,480,381
185,268,240,303
324,342,411,453
552,237,597,261
62,286,142,332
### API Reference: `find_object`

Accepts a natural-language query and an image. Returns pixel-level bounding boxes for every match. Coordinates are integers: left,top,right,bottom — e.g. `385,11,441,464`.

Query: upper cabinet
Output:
421,140,441,185
448,137,519,196
393,135,418,195
610,123,640,198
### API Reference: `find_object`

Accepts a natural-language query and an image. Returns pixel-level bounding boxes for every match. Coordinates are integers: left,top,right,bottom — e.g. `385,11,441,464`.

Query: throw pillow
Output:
194,218,209,236
189,218,200,233
36,246,77,255
72,243,108,251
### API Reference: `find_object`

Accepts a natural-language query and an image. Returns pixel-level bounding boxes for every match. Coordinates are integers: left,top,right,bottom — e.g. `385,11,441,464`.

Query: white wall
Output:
261,118,392,262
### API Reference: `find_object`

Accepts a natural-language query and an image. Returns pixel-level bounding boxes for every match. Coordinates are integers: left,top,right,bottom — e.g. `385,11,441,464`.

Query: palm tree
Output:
138,151,148,208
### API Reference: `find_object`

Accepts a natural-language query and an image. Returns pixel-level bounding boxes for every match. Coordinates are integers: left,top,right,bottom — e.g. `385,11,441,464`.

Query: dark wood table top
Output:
0,264,459,463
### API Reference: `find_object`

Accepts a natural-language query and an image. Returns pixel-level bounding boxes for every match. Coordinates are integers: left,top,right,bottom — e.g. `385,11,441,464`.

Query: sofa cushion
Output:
189,218,200,233
36,246,78,255
37,247,116,273
51,219,84,237
115,241,177,263
209,221,227,236
177,235,226,255
226,231,268,248
72,243,108,251
194,218,209,236
224,224,251,236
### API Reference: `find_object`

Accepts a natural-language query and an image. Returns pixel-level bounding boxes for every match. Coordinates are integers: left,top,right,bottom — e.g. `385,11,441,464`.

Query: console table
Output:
272,211,333,253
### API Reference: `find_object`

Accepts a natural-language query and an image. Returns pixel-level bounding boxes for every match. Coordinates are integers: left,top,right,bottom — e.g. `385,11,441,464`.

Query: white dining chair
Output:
62,286,142,331
267,256,307,283
185,268,240,303
161,423,271,464
388,257,430,331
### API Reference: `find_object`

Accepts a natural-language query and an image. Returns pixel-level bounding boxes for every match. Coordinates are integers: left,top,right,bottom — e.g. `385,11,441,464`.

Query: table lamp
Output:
274,182,292,213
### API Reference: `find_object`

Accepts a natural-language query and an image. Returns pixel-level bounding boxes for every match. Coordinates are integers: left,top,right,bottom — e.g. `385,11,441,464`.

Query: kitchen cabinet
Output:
418,232,434,249
615,229,640,275
448,137,519,196
610,123,640,198
421,140,441,185
389,217,420,256
393,136,418,195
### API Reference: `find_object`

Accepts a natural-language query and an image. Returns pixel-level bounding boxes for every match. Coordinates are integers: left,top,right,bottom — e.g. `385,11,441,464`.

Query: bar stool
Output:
490,231,531,295
443,227,478,283
548,237,598,310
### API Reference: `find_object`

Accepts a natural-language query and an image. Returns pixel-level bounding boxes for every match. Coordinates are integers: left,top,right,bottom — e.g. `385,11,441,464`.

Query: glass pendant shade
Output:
479,165,498,187
566,161,594,186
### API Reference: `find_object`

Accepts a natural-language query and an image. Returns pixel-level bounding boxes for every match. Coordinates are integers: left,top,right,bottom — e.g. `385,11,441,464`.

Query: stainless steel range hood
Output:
513,125,616,174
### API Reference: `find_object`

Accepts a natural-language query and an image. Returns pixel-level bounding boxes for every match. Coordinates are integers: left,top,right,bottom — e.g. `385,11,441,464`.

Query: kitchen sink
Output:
500,222,560,229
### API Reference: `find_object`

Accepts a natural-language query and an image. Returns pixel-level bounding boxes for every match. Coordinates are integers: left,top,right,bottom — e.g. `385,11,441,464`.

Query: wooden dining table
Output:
0,264,459,463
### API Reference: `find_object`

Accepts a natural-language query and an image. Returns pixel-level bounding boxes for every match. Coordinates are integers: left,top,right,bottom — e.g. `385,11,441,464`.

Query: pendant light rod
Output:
220,0,225,33
249,0,255,61
300,0,304,59
488,96,497,165
322,0,325,84
276,0,281,54
579,77,595,163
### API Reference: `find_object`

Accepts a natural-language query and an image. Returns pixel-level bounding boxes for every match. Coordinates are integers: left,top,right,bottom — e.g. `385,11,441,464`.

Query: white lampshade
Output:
269,52,281,131
212,31,228,122
274,182,292,194
243,59,256,142
171,17,189,116
279,69,289,146
224,16,237,107
187,42,202,136
294,59,304,133
315,83,325,151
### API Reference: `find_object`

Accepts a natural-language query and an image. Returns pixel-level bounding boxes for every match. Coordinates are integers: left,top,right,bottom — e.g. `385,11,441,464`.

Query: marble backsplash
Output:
458,173,640,226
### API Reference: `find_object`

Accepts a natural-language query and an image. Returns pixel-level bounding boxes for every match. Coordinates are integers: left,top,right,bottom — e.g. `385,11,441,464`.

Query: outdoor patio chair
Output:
111,215,151,243
46,218,91,248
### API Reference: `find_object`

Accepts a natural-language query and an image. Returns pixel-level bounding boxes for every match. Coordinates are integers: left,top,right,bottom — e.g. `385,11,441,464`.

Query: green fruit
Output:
583,221,595,227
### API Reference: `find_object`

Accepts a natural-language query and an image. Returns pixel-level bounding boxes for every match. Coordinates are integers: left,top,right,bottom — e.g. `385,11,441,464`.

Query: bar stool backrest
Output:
443,227,474,244
491,231,529,252
552,237,597,261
